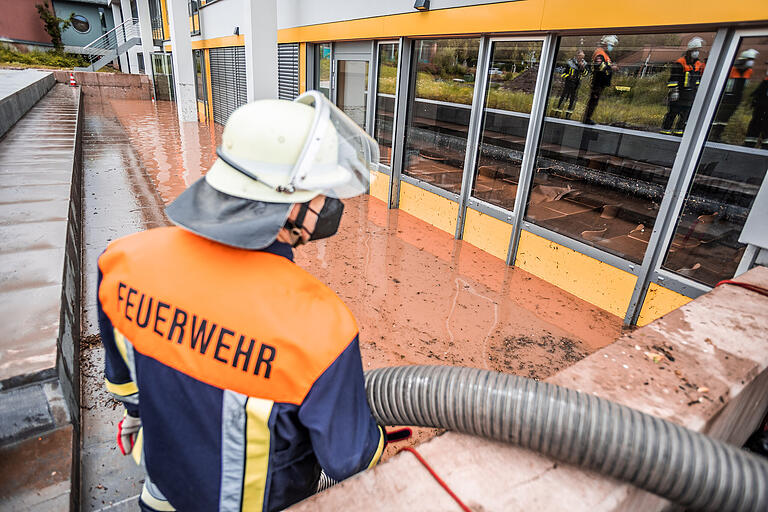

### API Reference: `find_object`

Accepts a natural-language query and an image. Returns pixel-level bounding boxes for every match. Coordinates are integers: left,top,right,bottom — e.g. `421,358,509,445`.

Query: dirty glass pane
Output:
471,40,542,210
661,36,768,286
374,43,398,168
525,32,715,264
402,38,481,194
193,49,205,102
316,43,331,99
152,52,175,101
336,60,369,129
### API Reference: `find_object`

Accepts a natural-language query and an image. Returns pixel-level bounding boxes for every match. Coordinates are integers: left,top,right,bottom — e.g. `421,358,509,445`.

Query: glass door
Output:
334,59,369,129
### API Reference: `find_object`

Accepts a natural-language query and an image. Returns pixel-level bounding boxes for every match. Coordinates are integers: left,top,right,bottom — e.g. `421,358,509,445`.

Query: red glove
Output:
385,427,412,443
117,412,141,456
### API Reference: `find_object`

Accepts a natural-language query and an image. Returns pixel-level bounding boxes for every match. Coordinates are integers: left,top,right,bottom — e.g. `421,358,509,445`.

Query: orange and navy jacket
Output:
723,66,754,101
97,227,385,512
591,47,612,88
667,56,705,104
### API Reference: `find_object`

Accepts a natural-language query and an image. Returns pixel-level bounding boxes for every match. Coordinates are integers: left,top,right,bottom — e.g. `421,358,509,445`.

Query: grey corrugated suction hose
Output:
364,365,768,512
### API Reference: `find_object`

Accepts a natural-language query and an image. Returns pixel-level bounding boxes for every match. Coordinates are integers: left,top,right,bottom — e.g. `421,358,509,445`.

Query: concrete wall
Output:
53,70,153,99
55,0,115,48
0,70,55,138
0,0,52,46
277,0,515,29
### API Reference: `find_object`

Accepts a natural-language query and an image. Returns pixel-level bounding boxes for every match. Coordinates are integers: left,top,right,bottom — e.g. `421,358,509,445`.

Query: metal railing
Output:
80,18,141,65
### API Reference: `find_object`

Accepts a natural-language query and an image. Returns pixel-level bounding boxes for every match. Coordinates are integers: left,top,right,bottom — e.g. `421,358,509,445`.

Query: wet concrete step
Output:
0,83,83,511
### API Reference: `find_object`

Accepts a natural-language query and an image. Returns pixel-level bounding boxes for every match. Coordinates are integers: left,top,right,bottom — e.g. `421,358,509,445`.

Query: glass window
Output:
152,52,175,101
316,43,331,99
189,0,200,36
471,40,543,210
661,36,768,286
374,43,399,168
525,32,715,264
193,49,206,102
336,60,369,129
71,14,90,34
402,38,481,194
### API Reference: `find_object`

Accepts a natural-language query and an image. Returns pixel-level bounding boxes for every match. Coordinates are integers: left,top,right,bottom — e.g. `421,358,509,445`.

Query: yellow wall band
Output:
637,282,693,327
368,170,390,203
159,0,170,42
192,35,245,49
299,42,307,93
398,181,458,235
204,49,213,121
462,208,512,261
278,0,768,43
515,230,636,318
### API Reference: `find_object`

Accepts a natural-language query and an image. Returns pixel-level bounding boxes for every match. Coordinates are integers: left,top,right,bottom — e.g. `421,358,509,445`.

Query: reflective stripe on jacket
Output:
98,227,385,512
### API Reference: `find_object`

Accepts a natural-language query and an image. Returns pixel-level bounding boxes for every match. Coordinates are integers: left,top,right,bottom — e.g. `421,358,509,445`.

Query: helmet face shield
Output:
292,91,380,199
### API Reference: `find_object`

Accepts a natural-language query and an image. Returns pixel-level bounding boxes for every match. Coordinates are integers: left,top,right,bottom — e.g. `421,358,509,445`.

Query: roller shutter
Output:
210,46,248,125
278,43,299,100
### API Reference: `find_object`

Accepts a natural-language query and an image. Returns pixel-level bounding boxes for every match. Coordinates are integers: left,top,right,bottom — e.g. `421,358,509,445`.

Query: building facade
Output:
111,1,768,326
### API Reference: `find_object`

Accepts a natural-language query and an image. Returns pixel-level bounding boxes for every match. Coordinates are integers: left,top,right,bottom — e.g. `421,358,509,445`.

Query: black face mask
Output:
284,198,345,247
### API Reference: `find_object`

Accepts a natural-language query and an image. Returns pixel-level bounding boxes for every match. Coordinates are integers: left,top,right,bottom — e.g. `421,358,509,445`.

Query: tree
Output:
36,2,73,52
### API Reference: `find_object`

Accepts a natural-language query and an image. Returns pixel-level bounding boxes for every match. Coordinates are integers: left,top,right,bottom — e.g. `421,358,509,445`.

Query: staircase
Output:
75,18,141,72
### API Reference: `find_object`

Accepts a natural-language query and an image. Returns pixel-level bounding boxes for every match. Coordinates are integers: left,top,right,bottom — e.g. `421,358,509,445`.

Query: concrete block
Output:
0,383,55,444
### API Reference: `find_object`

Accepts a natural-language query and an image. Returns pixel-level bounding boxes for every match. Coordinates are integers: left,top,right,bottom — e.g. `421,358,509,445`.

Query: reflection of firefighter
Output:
745,64,768,149
554,51,587,119
711,49,758,141
583,35,618,125
661,37,705,135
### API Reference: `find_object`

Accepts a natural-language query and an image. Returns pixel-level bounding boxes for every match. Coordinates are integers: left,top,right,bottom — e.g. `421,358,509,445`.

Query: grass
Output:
375,62,757,143
0,45,91,69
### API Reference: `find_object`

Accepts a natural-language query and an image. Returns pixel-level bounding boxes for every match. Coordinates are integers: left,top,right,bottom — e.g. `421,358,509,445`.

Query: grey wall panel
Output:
277,0,517,30
210,46,248,125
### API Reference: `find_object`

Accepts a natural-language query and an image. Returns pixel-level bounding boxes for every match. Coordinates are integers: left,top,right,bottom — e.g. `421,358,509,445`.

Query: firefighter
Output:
711,49,758,141
744,62,768,149
661,37,706,135
583,35,618,125
554,50,587,119
98,92,388,512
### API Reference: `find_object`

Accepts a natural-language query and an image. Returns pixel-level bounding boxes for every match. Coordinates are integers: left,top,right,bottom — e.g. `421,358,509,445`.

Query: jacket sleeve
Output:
98,261,140,417
668,61,683,88
298,335,385,481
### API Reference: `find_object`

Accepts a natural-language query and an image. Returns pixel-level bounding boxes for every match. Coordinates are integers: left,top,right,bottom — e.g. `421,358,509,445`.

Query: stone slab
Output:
0,70,55,138
290,266,768,512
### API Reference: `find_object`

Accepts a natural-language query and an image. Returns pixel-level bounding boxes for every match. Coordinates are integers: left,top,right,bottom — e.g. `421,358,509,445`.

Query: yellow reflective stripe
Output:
367,425,386,469
105,378,138,397
684,71,689,87
132,427,143,466
667,82,679,87
113,328,130,365
140,482,176,511
241,397,274,511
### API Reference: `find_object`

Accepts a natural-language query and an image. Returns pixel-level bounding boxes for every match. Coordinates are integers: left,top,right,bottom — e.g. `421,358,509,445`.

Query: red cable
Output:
715,279,768,298
400,446,472,512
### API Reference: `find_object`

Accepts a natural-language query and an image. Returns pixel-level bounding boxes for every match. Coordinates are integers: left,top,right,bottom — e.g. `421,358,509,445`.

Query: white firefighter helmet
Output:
739,49,759,61
166,91,380,249
687,37,704,50
601,35,619,47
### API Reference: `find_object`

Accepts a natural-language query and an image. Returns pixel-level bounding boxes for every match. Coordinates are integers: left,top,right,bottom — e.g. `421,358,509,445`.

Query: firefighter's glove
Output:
385,427,413,443
668,88,680,103
117,411,141,456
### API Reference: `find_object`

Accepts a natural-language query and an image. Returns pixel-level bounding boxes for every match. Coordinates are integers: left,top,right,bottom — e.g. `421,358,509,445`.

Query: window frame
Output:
371,39,401,175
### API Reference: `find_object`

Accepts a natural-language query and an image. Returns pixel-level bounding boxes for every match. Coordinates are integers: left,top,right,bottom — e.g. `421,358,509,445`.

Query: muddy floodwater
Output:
80,95,622,507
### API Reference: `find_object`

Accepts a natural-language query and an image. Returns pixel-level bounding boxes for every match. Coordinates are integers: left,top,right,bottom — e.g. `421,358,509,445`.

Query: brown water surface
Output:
103,97,623,457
